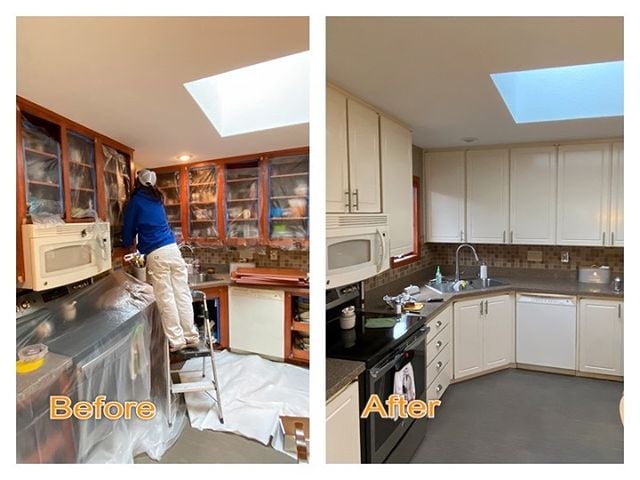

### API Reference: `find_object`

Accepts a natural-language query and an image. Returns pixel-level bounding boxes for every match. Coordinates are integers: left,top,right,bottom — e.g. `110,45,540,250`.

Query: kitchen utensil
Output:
340,306,356,329
17,344,49,372
427,298,444,303
61,300,78,322
613,277,622,292
403,302,424,312
404,285,420,295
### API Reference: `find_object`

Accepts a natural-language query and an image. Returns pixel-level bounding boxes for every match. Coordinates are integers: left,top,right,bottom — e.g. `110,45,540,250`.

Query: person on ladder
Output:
122,168,200,352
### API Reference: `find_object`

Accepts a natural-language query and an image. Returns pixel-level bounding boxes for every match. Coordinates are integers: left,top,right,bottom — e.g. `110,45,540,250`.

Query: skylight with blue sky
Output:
490,61,623,124
184,51,309,137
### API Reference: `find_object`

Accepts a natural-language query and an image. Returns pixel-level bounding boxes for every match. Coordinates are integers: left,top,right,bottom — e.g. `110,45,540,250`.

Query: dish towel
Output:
392,362,416,421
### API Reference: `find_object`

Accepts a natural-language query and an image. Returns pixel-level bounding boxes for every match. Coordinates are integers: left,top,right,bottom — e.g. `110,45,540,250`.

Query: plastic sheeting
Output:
179,350,309,459
102,145,131,249
16,270,185,463
225,164,260,244
156,170,183,242
68,131,98,219
189,166,218,240
269,155,308,243
22,114,64,219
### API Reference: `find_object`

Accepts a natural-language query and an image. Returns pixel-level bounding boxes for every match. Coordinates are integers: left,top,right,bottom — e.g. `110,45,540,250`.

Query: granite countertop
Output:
326,358,366,401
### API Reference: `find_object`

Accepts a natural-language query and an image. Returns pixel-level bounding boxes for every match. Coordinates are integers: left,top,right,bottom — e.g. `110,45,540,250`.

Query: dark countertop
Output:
326,358,366,401
16,351,74,402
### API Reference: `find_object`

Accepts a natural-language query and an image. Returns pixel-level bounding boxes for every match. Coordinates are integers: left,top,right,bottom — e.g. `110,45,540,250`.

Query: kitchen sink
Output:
188,273,224,285
425,278,507,295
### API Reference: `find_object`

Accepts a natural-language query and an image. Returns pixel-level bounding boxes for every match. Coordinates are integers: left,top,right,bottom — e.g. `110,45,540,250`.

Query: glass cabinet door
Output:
188,166,218,240
21,114,64,219
102,145,131,249
225,163,260,241
268,154,309,241
156,170,183,242
67,131,97,219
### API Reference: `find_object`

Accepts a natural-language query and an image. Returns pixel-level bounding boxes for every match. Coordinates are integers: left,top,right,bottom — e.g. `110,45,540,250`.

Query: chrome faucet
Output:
455,243,480,281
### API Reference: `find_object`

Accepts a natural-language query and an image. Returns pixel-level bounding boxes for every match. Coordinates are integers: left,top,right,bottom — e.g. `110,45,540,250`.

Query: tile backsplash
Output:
192,246,309,271
363,243,623,291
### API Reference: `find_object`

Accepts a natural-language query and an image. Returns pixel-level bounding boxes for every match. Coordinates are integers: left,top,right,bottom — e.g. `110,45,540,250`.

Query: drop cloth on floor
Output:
179,350,308,457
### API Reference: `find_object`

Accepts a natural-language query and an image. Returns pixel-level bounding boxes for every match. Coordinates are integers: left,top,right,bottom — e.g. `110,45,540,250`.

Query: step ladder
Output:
165,289,224,426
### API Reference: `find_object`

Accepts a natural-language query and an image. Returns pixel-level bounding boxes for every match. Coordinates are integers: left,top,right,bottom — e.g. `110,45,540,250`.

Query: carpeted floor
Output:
411,369,623,463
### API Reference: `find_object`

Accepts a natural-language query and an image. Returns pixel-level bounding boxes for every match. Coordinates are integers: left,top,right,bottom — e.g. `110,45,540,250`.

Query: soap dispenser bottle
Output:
435,265,443,284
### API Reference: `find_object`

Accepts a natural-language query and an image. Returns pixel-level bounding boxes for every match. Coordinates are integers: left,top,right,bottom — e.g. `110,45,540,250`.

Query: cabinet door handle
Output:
503,231,506,243
344,191,350,210
611,232,615,245
510,231,514,243
436,320,442,328
436,384,443,393
436,341,443,348
602,232,606,245
618,304,622,318
485,300,489,315
436,361,443,369
460,230,464,241
352,189,359,210
480,301,484,316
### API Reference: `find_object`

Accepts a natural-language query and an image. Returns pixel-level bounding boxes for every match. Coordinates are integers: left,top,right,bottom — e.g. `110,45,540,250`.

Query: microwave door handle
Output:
376,229,386,271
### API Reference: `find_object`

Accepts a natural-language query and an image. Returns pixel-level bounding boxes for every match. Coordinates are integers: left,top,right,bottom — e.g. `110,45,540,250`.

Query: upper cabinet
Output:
380,115,413,257
156,168,185,243
101,144,132,250
556,144,611,246
466,149,509,244
187,165,219,242
509,146,557,245
610,143,623,246
67,131,98,220
326,86,381,213
268,154,309,244
225,161,261,243
424,151,466,243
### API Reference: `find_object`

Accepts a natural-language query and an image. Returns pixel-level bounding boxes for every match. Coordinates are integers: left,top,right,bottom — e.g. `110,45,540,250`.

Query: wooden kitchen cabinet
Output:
466,149,510,244
326,381,361,464
325,86,381,214
509,146,557,245
268,154,309,246
154,167,185,243
578,298,623,377
424,151,466,243
199,285,229,349
556,143,611,246
453,294,514,380
380,115,413,257
610,143,624,246
284,292,309,366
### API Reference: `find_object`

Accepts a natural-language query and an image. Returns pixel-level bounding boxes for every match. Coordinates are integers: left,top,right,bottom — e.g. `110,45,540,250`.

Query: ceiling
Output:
327,17,624,149
17,17,309,167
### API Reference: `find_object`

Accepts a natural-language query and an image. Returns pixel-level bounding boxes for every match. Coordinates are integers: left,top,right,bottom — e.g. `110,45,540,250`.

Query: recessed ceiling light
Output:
491,61,623,124
178,154,192,162
184,51,310,137
462,137,478,143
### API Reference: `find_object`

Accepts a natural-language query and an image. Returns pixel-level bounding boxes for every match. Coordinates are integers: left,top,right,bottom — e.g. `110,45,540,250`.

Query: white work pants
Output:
146,243,199,348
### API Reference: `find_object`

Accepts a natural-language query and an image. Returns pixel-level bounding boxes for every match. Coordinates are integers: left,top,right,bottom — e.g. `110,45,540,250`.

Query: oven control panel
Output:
16,278,93,319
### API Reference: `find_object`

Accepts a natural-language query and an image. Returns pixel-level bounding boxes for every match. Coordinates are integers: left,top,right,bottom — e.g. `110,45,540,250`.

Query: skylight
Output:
184,51,309,137
490,61,623,123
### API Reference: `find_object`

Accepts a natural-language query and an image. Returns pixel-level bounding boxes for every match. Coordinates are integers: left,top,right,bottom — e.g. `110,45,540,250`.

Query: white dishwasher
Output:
516,294,577,370
228,286,285,360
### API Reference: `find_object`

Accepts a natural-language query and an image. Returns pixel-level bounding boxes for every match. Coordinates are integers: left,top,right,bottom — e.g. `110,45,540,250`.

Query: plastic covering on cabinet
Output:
102,145,131,249
269,155,309,243
16,271,185,463
68,131,98,219
22,115,64,219
225,164,260,244
156,170,183,242
188,166,218,240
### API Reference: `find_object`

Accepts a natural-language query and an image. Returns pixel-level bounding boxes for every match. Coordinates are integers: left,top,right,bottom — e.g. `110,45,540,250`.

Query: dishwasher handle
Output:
517,293,576,306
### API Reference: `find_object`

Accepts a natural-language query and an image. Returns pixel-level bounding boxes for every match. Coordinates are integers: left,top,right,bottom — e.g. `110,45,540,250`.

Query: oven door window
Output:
44,245,93,273
328,239,372,270
370,339,426,454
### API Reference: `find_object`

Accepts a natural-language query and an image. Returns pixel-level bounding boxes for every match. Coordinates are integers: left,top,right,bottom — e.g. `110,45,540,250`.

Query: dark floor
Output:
411,369,624,463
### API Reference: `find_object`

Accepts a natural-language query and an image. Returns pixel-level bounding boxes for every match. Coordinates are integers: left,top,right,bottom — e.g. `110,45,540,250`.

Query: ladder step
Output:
172,380,214,394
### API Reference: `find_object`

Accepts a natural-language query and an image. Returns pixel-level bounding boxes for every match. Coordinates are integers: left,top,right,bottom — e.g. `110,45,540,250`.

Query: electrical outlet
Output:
270,250,278,261
561,251,569,263
526,250,543,262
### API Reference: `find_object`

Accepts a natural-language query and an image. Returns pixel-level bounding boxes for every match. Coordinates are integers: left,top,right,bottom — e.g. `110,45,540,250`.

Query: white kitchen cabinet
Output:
424,151,466,243
326,87,381,214
482,295,514,370
347,99,381,213
326,87,350,213
557,144,611,246
453,299,483,379
510,146,557,245
326,380,361,464
454,294,514,380
610,143,624,246
466,149,510,244
578,299,624,376
381,115,413,257
426,305,453,400
228,286,285,360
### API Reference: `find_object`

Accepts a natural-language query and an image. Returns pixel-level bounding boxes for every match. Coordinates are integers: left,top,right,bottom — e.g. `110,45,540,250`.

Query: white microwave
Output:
326,214,390,288
21,222,112,291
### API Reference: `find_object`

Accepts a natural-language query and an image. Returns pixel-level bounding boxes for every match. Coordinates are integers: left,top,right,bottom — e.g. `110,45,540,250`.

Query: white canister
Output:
340,306,356,330
480,263,488,280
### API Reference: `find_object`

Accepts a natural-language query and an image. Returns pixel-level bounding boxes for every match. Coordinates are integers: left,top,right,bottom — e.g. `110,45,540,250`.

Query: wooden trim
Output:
216,164,226,242
16,106,26,284
94,138,107,221
392,176,421,268
202,286,229,349
179,166,189,242
60,124,72,221
259,156,269,243
170,146,309,171
284,292,293,361
576,371,623,382
424,137,623,154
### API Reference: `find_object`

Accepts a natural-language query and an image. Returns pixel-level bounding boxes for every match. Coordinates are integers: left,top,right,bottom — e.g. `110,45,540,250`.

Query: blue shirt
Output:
122,188,176,255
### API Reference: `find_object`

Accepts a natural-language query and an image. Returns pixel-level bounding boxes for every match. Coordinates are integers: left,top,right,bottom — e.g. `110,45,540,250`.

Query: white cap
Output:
137,169,157,187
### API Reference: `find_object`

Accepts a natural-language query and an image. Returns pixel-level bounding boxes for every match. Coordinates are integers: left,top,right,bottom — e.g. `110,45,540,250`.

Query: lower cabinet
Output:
578,298,624,376
326,380,361,464
426,306,453,400
453,294,514,380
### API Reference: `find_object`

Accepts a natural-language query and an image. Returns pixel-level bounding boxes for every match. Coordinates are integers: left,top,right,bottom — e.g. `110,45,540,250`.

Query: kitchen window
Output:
391,176,420,268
